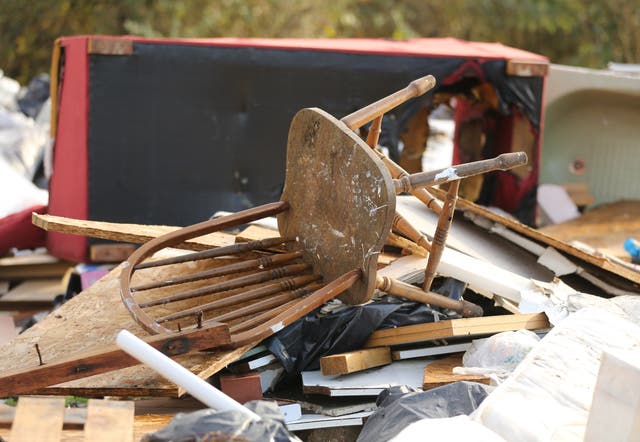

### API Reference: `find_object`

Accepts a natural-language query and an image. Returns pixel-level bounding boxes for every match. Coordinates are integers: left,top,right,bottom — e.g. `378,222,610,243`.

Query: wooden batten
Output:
320,347,392,376
364,313,550,348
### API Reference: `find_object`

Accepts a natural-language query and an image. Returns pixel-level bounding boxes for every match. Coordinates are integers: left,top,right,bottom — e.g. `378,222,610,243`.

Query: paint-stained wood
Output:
10,396,65,442
365,313,549,348
84,400,134,442
0,259,261,397
422,353,490,390
32,213,236,251
278,108,396,304
321,347,391,375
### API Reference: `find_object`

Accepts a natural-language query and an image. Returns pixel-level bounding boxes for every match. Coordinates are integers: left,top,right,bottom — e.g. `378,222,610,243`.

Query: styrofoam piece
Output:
302,359,426,396
585,350,640,441
472,308,640,441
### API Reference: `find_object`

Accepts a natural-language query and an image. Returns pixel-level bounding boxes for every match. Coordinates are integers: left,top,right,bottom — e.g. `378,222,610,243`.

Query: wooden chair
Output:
0,76,527,397
120,75,528,347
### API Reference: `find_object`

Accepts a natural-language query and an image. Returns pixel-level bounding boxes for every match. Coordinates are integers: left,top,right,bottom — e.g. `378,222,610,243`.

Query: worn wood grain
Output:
84,400,134,442
364,313,549,348
422,353,490,390
10,396,65,442
320,347,391,375
32,213,236,251
278,108,396,304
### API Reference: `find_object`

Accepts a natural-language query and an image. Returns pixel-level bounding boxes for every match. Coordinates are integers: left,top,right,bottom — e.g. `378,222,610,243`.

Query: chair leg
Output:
423,180,460,291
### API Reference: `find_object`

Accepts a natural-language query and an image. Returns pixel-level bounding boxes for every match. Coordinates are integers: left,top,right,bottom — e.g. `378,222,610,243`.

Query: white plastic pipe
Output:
116,329,261,421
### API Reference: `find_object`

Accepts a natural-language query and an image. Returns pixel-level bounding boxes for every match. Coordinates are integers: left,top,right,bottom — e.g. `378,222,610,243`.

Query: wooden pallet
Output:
3,397,134,442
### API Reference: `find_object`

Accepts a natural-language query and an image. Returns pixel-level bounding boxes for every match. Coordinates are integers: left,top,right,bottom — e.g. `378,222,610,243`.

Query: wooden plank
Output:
364,313,549,348
0,403,86,428
429,187,640,285
32,213,236,251
90,244,137,263
10,396,65,442
84,399,134,442
0,252,72,280
0,322,231,397
422,353,490,390
236,224,279,242
0,278,66,308
0,257,260,397
320,347,391,376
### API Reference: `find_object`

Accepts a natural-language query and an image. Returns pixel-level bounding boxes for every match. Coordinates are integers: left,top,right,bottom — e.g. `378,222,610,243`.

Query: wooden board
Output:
0,258,259,397
0,410,174,442
32,213,236,251
0,278,66,308
364,313,549,348
320,347,391,376
84,400,134,442
89,243,137,263
0,252,72,280
429,188,640,286
422,353,490,390
278,108,396,304
540,200,640,260
10,396,65,442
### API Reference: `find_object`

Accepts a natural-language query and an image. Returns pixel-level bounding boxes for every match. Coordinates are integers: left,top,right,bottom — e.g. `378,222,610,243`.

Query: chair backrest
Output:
278,108,396,305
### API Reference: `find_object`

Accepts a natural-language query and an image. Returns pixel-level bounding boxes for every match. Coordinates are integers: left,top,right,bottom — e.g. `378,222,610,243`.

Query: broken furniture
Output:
0,76,526,396
47,36,547,262
119,75,526,340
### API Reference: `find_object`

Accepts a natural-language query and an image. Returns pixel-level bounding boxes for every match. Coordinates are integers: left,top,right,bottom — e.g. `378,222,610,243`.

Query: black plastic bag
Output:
357,381,493,442
142,400,300,442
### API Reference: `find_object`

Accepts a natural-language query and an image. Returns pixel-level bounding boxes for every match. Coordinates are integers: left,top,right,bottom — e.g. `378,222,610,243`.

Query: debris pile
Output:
1,57,639,442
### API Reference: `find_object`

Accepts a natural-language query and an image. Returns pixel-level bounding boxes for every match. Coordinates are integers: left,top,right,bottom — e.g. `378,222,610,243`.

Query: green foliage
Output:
1,0,638,84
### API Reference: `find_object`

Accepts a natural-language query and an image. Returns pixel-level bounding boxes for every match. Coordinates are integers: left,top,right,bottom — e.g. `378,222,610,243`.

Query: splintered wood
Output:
32,213,236,251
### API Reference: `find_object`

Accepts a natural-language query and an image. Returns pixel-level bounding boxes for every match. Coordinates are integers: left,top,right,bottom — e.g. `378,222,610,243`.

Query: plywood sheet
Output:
0,257,259,397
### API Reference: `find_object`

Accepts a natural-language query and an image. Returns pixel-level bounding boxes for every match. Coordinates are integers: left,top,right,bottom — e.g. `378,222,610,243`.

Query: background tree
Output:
1,0,638,84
